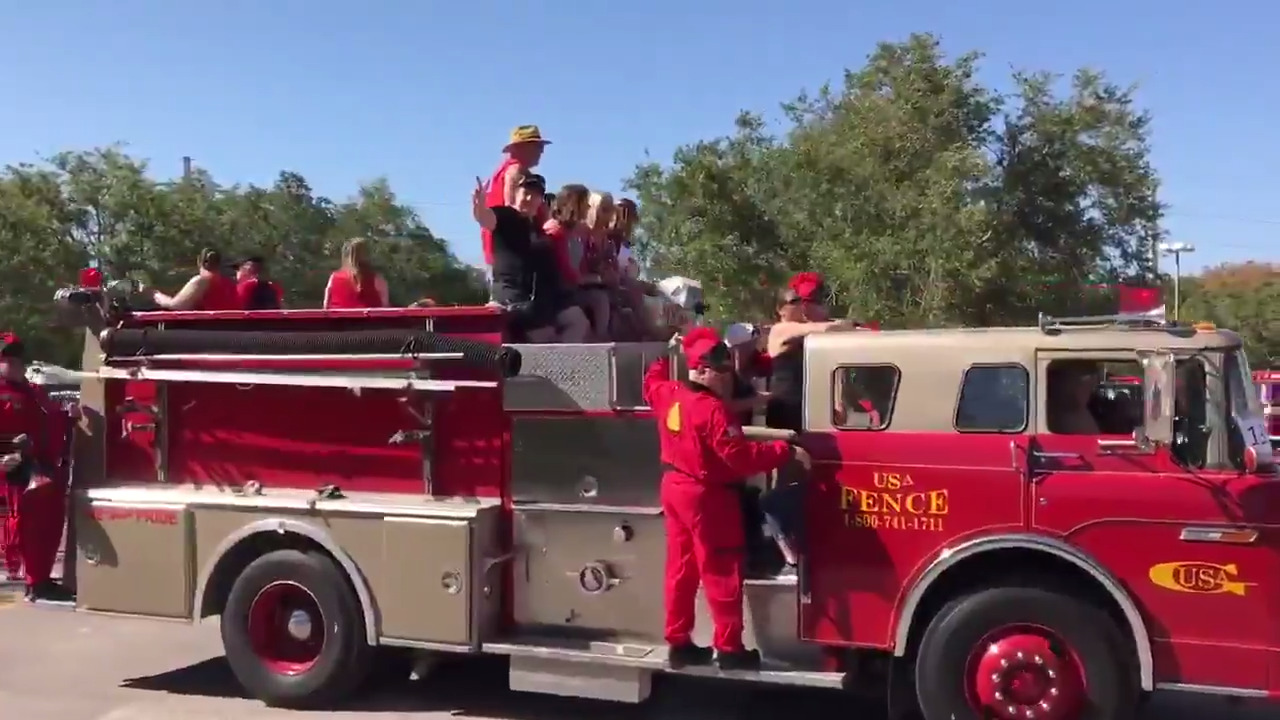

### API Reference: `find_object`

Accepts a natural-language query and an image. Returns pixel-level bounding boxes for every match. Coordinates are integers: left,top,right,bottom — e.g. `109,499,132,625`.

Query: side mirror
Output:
1137,350,1176,449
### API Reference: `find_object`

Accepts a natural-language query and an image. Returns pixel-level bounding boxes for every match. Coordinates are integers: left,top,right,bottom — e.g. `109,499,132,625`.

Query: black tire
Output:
221,549,372,708
914,586,1139,720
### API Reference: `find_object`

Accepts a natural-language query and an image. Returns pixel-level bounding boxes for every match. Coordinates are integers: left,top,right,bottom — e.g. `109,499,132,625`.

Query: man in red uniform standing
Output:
643,327,810,670
481,125,551,274
0,333,74,601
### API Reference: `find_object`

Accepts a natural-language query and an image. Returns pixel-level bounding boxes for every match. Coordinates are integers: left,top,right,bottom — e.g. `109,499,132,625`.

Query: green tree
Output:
1180,262,1280,368
626,33,1164,327
0,148,486,366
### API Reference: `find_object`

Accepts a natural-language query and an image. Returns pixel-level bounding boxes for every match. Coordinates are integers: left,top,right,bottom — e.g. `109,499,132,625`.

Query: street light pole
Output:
1159,242,1196,320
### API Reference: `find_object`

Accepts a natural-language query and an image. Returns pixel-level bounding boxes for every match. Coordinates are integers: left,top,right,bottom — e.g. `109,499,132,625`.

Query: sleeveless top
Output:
766,341,805,431
326,269,383,309
481,157,520,266
196,273,241,311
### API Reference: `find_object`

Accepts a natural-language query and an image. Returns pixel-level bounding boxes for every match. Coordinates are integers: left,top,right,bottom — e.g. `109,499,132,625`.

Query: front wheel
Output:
221,549,372,708
914,586,1139,720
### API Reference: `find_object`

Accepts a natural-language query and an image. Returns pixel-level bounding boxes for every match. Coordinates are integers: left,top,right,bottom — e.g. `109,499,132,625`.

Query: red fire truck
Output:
50,282,1279,720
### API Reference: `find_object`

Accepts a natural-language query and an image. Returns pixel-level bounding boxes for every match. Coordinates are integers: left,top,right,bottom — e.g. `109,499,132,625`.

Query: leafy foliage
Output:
1179,262,1280,368
626,34,1165,326
0,147,485,366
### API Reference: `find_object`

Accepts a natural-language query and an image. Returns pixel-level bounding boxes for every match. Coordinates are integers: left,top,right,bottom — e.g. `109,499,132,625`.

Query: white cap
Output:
724,322,757,347
656,276,704,312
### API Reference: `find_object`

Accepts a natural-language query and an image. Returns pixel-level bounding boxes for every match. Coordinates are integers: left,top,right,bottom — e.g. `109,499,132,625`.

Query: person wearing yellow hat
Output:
480,125,552,272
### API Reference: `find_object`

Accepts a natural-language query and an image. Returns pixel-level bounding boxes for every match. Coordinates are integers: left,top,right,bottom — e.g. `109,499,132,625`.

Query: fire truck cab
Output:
54,286,1280,720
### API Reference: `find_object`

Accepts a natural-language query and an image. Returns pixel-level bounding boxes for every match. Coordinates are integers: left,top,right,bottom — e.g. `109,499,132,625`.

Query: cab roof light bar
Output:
1036,313,1196,335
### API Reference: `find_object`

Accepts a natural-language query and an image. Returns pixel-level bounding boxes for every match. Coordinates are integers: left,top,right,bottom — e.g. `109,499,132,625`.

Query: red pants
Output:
2,480,66,585
660,473,746,652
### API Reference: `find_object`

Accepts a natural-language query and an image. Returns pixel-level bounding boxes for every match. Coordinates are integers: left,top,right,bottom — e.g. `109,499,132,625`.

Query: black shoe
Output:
27,580,73,603
716,648,762,671
668,643,713,669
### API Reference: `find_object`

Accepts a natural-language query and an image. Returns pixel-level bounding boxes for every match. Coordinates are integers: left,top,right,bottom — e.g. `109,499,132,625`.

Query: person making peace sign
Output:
471,173,588,343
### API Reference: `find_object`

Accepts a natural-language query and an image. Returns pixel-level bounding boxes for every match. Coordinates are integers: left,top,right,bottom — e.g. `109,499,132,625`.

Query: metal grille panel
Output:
504,344,611,411
503,343,671,412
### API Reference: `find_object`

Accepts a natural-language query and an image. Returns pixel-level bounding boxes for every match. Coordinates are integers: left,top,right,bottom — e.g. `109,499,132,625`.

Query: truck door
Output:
800,354,1029,648
1030,350,1279,692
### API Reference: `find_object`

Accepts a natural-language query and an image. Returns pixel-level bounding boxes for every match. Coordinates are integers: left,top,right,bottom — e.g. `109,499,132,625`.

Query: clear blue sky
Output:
2,1,1276,274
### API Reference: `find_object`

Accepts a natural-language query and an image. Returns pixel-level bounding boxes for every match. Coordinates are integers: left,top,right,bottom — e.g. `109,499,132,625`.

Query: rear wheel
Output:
914,586,1139,720
221,549,371,708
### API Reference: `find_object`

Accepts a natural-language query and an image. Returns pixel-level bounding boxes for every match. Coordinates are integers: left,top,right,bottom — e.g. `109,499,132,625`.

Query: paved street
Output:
0,589,1276,720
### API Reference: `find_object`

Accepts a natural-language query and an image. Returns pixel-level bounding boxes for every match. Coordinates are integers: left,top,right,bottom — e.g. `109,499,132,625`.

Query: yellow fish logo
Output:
665,403,682,433
1149,561,1254,596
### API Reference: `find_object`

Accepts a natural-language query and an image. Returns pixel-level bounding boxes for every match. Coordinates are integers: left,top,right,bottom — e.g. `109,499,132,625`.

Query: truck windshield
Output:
1226,349,1275,469
1227,350,1264,418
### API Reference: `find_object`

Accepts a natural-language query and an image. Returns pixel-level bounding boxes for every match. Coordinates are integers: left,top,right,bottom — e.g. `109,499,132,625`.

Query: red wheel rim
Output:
965,623,1086,720
246,581,325,676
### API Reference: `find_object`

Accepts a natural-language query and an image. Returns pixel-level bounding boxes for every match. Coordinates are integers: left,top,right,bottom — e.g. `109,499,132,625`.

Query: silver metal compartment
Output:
512,507,667,642
510,416,662,507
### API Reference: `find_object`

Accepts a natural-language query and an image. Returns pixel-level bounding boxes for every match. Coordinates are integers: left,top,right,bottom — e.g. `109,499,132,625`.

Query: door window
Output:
1042,356,1210,467
1046,359,1143,435
954,364,1029,433
832,365,899,430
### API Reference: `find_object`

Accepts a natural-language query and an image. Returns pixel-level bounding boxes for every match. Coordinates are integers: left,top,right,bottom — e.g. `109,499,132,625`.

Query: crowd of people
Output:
134,124,660,344
472,124,655,343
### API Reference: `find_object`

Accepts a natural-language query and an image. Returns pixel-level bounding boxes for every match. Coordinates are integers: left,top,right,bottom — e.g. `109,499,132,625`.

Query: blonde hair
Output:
612,198,638,239
586,191,616,230
341,238,375,292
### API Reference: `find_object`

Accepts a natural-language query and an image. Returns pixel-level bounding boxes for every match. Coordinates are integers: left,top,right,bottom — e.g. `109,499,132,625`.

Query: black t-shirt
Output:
731,372,757,426
489,206,564,307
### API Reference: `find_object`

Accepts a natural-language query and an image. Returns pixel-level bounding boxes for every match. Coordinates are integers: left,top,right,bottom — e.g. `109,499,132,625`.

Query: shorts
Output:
493,285,573,336
759,474,805,546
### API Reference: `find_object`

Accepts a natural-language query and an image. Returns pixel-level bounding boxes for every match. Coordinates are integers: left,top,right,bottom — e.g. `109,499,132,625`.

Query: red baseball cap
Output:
0,332,25,358
785,272,825,303
682,327,731,370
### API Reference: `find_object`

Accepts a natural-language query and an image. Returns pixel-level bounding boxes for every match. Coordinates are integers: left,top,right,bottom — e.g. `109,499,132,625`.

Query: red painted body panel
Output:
1031,433,1280,690
104,379,161,486
102,307,508,500
801,431,1026,649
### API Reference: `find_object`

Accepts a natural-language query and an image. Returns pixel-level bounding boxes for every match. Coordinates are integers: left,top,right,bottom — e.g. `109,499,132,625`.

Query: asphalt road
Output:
0,589,1276,720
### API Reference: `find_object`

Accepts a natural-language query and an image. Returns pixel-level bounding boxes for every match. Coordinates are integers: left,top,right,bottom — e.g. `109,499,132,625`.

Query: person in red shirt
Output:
235,255,284,310
324,238,390,309
0,333,74,602
141,248,241,311
481,125,551,273
643,327,810,671
543,183,590,289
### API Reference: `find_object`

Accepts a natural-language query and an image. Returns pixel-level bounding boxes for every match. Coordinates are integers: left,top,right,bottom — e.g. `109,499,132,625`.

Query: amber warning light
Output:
79,267,103,288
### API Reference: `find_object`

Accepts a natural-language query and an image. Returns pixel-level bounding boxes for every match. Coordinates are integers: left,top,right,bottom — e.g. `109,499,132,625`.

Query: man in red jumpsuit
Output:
0,333,75,602
643,327,810,671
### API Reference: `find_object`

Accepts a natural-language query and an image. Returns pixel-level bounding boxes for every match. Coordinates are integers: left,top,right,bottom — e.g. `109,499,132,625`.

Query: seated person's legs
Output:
525,325,557,343
555,304,589,343
578,287,611,341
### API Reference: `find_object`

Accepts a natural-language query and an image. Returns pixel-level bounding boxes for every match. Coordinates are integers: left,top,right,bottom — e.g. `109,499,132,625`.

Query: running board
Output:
484,635,845,703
